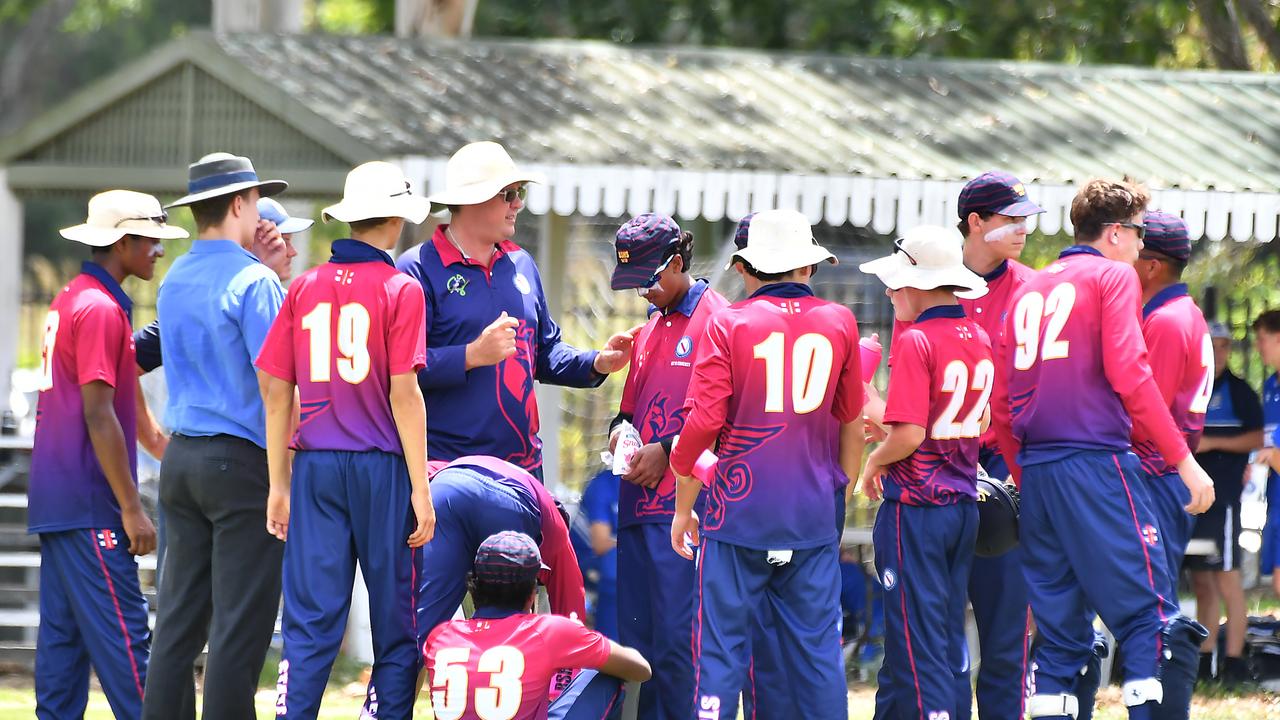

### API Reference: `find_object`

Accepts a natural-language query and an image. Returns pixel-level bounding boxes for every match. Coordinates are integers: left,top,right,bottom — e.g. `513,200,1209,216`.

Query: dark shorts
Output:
1185,502,1242,572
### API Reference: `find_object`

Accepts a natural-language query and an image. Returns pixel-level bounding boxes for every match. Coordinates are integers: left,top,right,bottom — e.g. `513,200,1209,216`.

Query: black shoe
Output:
1220,655,1254,688
1198,652,1214,682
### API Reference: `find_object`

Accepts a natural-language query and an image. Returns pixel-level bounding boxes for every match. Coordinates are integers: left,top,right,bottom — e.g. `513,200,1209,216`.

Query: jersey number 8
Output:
300,302,371,384
431,645,525,720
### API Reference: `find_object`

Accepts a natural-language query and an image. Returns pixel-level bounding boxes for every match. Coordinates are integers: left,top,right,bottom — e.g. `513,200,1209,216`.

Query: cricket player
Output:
1131,211,1212,602
255,161,436,719
424,531,652,720
858,225,991,720
994,179,1214,720
32,190,184,718
1253,309,1280,599
669,209,864,720
607,213,728,719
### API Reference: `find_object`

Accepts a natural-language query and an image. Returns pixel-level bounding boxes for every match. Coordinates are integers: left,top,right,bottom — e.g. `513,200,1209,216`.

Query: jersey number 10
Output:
300,302,371,384
753,332,835,414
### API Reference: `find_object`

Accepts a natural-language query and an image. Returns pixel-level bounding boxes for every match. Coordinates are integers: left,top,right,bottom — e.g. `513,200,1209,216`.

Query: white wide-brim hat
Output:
426,141,547,210
858,225,987,299
322,161,432,224
165,152,287,209
731,209,837,274
61,190,190,247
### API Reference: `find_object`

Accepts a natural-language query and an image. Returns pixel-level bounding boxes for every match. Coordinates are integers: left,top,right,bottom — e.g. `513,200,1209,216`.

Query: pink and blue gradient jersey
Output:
397,227,604,472
994,246,1189,471
425,611,611,720
670,283,863,550
28,264,139,533
1132,284,1211,477
881,305,991,506
255,240,426,453
617,280,728,527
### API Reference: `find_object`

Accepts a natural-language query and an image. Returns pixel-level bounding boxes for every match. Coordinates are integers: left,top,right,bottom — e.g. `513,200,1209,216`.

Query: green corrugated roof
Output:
214,32,1280,191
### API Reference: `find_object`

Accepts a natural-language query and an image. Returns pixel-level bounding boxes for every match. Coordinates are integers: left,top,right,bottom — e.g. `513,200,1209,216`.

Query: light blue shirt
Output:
157,239,283,447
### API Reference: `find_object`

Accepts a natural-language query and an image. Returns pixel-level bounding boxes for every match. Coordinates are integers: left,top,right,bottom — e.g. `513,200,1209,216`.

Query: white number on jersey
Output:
431,646,527,720
753,331,835,414
931,359,995,440
1012,283,1077,370
1189,332,1214,415
300,302,372,384
37,311,60,392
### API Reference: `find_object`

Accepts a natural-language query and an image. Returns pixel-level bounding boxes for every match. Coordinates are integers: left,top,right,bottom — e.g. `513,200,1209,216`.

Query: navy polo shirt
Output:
396,226,603,472
1197,369,1263,504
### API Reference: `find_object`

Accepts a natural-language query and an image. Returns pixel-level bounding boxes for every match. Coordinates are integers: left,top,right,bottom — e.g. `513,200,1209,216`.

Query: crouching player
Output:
424,531,651,720
858,226,991,720
994,179,1213,720
256,161,437,718
669,209,864,720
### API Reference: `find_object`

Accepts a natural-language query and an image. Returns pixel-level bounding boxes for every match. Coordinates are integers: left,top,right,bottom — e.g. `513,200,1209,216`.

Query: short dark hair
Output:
350,217,392,234
1069,179,1150,243
956,211,994,237
674,231,695,271
1146,251,1187,279
738,258,816,282
469,574,537,612
189,190,253,231
1252,309,1280,335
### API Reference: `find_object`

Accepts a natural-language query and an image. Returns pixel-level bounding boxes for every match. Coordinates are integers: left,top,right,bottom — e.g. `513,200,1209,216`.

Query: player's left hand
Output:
252,219,283,258
858,462,884,501
408,488,436,547
266,487,290,541
671,510,700,561
593,324,644,375
1176,456,1215,515
623,442,667,488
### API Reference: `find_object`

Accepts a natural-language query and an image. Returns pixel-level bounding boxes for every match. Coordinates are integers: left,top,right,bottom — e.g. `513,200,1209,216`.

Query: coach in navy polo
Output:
397,141,635,474
142,153,289,720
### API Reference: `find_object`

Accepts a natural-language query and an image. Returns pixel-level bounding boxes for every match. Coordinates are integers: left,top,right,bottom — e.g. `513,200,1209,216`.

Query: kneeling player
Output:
858,226,991,720
424,531,651,720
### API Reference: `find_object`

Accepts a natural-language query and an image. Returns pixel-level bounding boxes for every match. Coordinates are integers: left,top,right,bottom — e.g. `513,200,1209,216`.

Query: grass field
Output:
0,682,1274,719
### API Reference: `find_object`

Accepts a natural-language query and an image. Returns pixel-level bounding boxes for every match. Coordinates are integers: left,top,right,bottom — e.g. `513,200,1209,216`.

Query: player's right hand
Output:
466,312,519,369
408,489,436,548
623,442,667,488
122,507,157,556
266,487,290,541
671,510,699,561
1176,456,1215,514
858,462,884,501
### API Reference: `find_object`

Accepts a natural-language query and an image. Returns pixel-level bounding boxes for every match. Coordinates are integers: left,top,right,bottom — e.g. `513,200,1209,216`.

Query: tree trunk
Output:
1194,0,1251,70
396,0,479,38
1237,0,1280,67
0,0,78,134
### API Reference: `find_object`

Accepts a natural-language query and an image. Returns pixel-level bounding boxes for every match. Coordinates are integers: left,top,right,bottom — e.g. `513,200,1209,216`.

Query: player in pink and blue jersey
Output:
859,225,991,720
424,531,651,720
607,213,729,720
669,209,864,720
1130,211,1212,603
255,162,437,719
994,179,1214,720
31,191,185,719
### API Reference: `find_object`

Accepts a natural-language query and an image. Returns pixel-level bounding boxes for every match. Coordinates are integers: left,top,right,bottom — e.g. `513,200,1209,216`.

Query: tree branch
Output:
1195,0,1251,69
1237,0,1280,66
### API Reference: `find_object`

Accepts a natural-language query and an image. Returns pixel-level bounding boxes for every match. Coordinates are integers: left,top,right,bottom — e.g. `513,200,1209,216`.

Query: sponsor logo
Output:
697,695,721,720
275,659,289,716
514,273,532,295
675,335,693,358
96,530,117,550
446,274,469,297
1142,524,1160,547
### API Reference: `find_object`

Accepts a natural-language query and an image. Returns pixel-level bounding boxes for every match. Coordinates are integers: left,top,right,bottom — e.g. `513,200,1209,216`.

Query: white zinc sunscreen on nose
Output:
984,219,1026,243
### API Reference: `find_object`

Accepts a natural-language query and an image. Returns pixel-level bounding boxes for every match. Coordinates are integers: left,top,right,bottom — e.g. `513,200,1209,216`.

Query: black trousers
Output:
142,433,284,720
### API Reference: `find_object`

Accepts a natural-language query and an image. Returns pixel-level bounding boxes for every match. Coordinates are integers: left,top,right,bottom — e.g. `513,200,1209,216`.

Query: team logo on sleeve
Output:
882,568,897,590
675,335,693,358
446,274,469,297
96,530,118,550
513,273,532,295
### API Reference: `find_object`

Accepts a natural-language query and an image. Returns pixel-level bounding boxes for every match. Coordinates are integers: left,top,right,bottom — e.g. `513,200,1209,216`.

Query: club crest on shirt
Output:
513,273,532,295
882,568,897,590
446,274,469,297
675,335,693,358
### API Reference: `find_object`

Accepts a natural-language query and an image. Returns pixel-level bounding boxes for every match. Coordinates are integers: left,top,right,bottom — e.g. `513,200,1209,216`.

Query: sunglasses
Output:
496,185,528,204
1107,221,1147,240
390,180,412,198
115,212,168,227
893,237,918,266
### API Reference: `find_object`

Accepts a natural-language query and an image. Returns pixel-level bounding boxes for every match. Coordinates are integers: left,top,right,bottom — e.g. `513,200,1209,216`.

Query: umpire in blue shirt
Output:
397,141,636,475
142,153,290,720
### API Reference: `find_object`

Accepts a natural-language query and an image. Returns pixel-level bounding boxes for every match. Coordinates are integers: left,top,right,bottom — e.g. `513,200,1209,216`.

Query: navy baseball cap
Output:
1142,211,1192,262
473,531,546,587
957,171,1044,219
724,212,757,270
611,214,682,290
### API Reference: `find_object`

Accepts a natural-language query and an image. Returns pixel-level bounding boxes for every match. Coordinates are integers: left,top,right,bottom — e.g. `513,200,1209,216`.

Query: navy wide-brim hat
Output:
1143,210,1192,262
611,213,682,290
165,152,288,209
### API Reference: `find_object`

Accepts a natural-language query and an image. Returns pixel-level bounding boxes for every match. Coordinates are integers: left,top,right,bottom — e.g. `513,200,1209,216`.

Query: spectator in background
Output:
253,197,311,283
1187,321,1263,686
579,468,619,640
1253,309,1280,600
